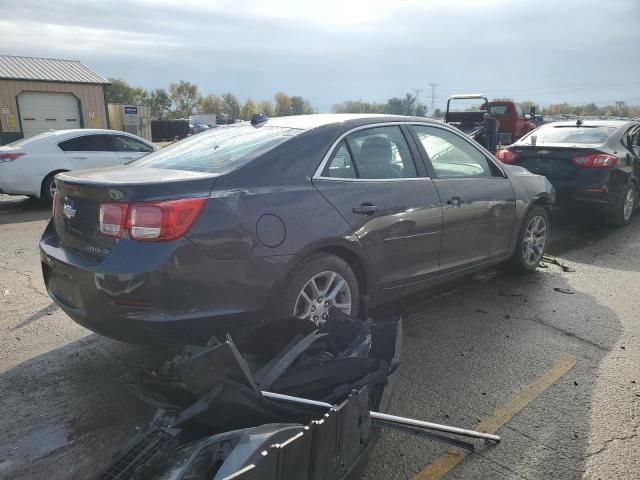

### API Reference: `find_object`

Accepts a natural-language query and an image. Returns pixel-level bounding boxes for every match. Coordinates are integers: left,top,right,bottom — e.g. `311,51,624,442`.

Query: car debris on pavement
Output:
95,309,402,480
94,309,500,480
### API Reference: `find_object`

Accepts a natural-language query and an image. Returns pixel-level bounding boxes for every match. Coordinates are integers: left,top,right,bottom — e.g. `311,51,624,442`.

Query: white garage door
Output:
18,92,81,138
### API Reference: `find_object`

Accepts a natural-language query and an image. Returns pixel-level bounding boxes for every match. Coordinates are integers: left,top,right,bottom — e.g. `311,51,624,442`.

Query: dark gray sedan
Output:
40,114,554,344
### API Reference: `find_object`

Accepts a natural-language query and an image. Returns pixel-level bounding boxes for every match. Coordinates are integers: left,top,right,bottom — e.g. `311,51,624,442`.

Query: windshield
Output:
132,125,302,173
523,125,617,145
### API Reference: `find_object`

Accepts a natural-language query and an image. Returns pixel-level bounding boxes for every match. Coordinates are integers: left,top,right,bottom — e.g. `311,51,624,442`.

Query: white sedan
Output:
0,129,158,202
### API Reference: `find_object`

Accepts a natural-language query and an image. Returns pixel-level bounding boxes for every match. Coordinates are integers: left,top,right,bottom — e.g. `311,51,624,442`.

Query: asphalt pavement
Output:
0,194,638,480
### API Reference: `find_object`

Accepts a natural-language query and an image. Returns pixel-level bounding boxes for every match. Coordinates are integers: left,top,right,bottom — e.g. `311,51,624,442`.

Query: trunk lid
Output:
508,144,602,180
53,166,218,260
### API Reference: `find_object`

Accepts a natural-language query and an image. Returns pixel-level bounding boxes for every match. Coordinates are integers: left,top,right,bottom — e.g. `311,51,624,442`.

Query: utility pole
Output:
412,88,424,106
428,83,438,116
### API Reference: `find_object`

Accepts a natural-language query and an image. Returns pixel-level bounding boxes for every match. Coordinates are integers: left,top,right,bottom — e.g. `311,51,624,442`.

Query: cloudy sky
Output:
1,0,638,112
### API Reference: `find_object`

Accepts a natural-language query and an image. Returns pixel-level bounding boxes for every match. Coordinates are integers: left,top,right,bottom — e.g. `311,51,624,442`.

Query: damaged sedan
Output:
40,114,554,343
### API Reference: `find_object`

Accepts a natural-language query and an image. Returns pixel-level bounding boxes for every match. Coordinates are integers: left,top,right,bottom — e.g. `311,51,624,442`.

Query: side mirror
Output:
529,106,536,116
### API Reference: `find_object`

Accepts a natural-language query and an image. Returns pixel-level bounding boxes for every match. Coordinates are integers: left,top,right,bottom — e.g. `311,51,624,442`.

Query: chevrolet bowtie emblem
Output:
63,201,76,219
538,150,551,155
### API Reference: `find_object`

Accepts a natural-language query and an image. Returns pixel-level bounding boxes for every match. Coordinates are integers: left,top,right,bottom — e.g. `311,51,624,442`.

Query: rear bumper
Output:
40,220,296,344
551,179,623,213
0,166,41,197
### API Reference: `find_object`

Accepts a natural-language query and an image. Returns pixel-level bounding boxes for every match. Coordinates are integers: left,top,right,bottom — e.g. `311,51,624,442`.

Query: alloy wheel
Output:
522,215,547,266
49,180,57,199
623,187,634,222
293,270,352,324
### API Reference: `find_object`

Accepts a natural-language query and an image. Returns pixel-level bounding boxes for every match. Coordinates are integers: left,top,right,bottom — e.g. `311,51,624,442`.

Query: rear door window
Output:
111,135,154,153
322,142,357,178
59,134,111,152
345,126,417,179
132,125,301,173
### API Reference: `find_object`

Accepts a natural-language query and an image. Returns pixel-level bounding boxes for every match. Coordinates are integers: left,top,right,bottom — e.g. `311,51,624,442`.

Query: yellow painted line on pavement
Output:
412,353,577,480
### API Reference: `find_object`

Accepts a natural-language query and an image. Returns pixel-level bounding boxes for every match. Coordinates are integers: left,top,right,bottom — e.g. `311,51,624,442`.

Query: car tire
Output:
275,253,360,324
606,183,636,227
41,172,59,203
506,206,549,273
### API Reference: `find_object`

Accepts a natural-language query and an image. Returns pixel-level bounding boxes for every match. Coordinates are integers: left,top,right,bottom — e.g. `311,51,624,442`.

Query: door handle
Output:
121,156,135,160
353,203,378,215
71,156,88,160
447,196,463,207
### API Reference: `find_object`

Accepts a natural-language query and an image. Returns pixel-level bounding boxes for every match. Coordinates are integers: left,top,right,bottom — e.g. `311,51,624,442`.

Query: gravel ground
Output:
0,194,638,479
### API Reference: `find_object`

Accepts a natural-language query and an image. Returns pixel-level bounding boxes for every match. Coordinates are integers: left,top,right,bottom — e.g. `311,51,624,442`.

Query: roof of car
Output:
44,129,128,136
542,119,636,128
261,113,439,130
26,129,154,144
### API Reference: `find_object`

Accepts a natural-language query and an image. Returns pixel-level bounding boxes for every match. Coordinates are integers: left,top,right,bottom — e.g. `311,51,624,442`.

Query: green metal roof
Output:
0,55,109,85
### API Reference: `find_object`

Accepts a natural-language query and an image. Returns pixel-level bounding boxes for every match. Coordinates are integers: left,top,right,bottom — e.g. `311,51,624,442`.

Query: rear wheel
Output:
606,183,636,226
506,206,549,273
275,253,359,324
41,173,59,203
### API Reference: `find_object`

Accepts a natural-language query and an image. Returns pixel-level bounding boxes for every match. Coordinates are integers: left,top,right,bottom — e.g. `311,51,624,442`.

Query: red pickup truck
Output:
445,95,537,145
485,100,537,144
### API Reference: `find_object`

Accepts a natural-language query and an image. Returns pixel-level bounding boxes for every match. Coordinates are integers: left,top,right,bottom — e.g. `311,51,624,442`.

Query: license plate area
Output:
46,260,84,310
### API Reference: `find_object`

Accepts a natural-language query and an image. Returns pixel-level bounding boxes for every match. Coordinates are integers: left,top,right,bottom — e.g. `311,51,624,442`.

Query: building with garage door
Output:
0,55,109,145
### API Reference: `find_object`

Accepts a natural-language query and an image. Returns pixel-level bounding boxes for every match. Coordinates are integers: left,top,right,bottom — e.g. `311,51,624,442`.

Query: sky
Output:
1,0,639,113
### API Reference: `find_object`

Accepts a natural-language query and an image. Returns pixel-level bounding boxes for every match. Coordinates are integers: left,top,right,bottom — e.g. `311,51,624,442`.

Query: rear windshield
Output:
3,132,55,148
487,105,509,116
523,125,617,145
448,98,487,112
132,125,302,173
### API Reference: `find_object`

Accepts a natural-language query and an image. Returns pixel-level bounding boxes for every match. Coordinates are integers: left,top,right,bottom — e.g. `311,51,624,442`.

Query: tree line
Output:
485,98,638,118
332,93,428,117
334,96,639,119
105,79,314,124
541,101,640,118
107,79,639,123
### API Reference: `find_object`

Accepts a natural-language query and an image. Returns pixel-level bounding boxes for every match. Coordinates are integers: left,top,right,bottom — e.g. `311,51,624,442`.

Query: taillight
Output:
571,153,617,168
99,198,206,241
99,203,129,237
129,204,163,239
496,149,519,164
0,152,25,163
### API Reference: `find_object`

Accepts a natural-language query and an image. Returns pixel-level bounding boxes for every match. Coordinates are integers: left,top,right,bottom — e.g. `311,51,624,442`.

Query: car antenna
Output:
251,113,269,127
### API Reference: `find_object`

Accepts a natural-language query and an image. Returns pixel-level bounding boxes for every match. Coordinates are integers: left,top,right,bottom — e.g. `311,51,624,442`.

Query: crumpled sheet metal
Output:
100,309,400,480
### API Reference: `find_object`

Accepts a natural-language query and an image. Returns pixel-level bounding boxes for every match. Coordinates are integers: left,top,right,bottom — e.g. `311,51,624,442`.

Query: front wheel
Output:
506,206,549,273
275,253,360,324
